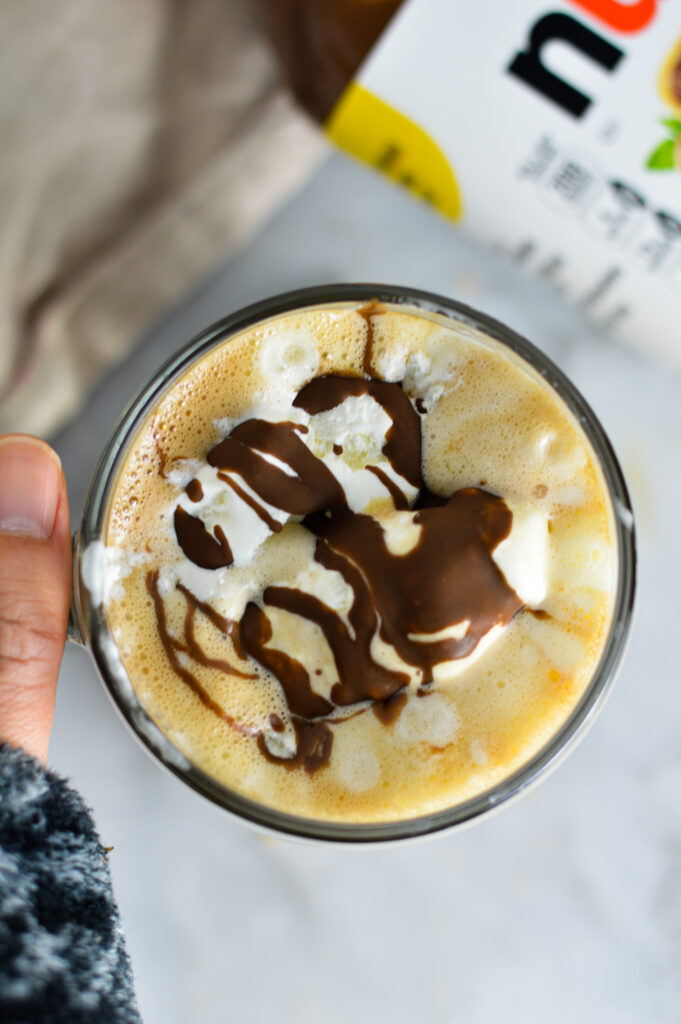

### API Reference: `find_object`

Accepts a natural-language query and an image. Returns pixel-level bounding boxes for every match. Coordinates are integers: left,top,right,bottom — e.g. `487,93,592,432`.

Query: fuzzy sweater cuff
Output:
0,743,141,1023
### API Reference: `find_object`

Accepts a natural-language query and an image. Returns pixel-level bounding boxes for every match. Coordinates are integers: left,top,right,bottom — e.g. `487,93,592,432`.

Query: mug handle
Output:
67,532,85,646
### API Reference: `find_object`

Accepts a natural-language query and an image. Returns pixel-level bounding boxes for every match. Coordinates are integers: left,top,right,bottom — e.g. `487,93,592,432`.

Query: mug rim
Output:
73,283,636,843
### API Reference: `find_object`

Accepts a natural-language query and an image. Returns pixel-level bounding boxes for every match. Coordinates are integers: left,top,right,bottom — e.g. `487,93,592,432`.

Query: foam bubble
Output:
401,329,464,411
260,327,319,390
334,747,381,793
396,692,461,748
470,739,488,766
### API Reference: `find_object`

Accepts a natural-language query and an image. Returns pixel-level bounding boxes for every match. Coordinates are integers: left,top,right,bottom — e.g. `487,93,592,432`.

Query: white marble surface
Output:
49,151,681,1024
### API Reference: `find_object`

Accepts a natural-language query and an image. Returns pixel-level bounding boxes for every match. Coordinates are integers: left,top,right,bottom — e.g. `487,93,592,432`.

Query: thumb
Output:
0,435,71,762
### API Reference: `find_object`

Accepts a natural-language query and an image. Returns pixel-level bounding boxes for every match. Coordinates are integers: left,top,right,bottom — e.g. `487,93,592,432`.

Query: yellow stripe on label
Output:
658,34,681,115
326,82,462,221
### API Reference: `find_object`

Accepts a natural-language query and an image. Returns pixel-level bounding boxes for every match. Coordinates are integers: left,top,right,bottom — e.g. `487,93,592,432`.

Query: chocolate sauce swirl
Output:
303,489,521,686
293,374,421,488
208,419,347,515
159,371,524,774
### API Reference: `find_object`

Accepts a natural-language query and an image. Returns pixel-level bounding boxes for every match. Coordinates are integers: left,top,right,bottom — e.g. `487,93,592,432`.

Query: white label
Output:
326,0,681,362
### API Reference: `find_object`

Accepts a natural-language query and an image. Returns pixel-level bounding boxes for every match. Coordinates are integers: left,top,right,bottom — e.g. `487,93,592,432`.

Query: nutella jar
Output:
259,0,681,366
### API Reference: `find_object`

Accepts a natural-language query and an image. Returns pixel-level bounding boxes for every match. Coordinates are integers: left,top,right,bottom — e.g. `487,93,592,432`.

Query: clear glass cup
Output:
69,284,636,843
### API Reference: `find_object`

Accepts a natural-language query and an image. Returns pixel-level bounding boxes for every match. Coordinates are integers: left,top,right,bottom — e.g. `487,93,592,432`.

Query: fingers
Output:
0,435,72,762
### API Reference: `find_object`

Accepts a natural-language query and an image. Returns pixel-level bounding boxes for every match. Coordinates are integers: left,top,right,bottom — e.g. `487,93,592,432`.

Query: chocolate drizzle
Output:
186,478,203,502
236,486,522,768
258,720,334,775
366,465,409,510
146,570,256,734
300,489,522,688
173,506,233,569
176,582,249,664
156,361,525,775
293,375,421,488
358,300,386,377
216,471,283,533
208,419,346,515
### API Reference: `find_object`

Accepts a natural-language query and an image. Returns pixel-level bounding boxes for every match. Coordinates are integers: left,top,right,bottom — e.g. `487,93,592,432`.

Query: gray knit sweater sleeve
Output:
0,743,141,1023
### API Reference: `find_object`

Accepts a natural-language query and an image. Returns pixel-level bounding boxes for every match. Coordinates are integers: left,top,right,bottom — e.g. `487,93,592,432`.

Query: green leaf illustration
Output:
646,138,676,170
660,118,681,137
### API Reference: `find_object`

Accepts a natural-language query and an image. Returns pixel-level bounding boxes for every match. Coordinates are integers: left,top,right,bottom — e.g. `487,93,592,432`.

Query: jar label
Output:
326,0,681,358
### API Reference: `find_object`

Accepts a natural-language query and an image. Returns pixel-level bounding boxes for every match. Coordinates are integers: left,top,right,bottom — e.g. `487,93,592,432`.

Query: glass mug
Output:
68,284,636,843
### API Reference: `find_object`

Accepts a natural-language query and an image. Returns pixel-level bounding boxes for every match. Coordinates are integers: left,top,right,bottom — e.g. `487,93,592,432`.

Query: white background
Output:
51,149,681,1024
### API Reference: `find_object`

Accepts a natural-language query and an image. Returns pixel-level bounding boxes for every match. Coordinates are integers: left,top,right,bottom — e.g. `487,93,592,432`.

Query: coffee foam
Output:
100,303,615,823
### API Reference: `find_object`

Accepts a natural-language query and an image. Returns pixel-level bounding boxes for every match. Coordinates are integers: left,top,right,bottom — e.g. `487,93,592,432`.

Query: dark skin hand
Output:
0,435,71,761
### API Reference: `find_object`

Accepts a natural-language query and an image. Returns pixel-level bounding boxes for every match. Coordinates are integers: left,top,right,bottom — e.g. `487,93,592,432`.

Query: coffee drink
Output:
84,298,617,825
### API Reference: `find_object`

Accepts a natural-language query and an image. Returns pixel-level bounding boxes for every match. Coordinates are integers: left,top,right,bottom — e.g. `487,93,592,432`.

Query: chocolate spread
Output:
256,0,403,121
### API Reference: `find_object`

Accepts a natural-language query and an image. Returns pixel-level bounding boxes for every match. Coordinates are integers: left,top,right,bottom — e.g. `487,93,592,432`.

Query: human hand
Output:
0,435,71,761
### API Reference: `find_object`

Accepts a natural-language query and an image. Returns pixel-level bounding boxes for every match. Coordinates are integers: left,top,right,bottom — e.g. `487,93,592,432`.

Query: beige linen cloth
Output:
0,0,327,436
